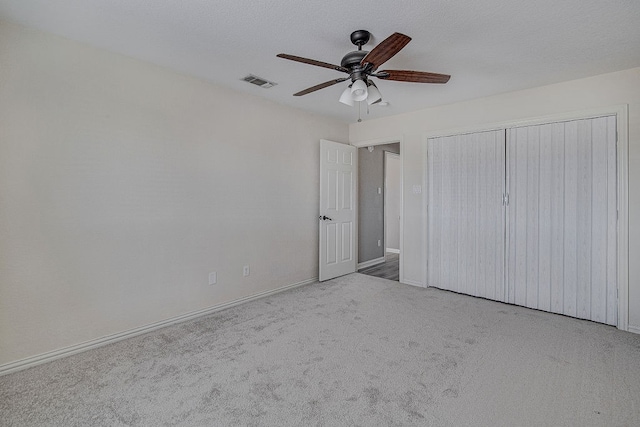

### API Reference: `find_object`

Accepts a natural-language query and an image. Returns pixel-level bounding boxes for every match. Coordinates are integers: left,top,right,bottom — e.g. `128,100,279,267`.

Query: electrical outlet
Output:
208,272,217,285
243,265,250,277
377,240,381,247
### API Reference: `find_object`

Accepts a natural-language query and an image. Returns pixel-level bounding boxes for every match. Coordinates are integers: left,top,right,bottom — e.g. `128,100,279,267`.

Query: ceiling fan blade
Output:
360,32,411,70
293,78,349,96
377,70,451,84
277,54,349,73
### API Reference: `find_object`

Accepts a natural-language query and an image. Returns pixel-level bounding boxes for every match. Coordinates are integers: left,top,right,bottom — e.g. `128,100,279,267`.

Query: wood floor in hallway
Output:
358,252,399,281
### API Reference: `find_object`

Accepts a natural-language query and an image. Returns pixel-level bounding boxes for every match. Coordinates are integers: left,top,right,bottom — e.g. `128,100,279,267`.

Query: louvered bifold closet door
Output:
428,130,506,301
506,116,617,325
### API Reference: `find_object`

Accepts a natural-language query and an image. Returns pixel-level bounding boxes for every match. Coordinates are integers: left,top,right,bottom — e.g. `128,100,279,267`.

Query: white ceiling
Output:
1,0,639,123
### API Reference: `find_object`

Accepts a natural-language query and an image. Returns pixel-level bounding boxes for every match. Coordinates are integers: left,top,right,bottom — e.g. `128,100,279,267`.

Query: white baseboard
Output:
401,278,425,288
385,248,400,254
357,256,386,270
0,277,318,376
627,325,640,335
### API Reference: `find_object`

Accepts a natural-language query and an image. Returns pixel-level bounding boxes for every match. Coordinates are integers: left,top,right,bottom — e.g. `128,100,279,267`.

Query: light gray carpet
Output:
2,273,640,426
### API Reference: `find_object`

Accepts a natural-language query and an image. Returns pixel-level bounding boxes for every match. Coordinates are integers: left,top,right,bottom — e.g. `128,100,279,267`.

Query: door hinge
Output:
502,193,510,206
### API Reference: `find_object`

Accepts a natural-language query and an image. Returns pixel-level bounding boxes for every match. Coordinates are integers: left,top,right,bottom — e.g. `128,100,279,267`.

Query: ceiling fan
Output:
277,30,450,106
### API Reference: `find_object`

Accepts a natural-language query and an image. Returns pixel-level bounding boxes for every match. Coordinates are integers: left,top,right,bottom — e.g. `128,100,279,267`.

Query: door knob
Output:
319,215,333,221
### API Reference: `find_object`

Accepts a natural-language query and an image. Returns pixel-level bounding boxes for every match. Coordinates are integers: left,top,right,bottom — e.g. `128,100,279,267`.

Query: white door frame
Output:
422,105,629,332
351,136,404,283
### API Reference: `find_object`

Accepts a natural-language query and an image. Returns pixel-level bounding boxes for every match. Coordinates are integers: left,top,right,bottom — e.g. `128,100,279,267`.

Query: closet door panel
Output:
537,124,553,312
508,127,530,307
563,122,579,317
605,117,618,325
549,123,566,314
507,116,617,325
428,131,505,301
525,125,540,309
576,120,593,320
590,120,607,323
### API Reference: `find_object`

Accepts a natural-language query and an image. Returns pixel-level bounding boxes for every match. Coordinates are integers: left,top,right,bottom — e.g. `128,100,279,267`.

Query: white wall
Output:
0,21,348,366
350,67,640,331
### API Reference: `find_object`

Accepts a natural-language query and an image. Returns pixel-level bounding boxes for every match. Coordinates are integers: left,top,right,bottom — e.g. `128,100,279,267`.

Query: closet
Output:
427,116,618,325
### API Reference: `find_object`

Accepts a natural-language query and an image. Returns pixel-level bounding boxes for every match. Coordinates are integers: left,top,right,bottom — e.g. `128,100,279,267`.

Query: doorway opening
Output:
355,141,401,281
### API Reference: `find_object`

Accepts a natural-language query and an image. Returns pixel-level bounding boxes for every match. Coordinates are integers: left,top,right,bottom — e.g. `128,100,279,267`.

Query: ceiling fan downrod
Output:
350,30,371,50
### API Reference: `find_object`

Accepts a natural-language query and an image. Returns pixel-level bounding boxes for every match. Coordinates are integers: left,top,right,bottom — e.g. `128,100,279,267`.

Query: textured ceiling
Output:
1,0,639,123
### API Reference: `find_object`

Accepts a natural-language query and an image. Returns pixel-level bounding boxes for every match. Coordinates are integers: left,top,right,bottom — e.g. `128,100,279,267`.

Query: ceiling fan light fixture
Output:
350,79,368,101
339,85,355,106
366,84,382,105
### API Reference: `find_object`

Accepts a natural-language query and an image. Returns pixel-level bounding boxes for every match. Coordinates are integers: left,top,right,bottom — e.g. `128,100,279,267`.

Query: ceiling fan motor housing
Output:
340,50,368,70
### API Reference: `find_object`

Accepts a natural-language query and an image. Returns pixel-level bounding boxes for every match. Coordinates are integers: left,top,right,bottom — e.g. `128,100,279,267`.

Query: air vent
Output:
241,74,277,89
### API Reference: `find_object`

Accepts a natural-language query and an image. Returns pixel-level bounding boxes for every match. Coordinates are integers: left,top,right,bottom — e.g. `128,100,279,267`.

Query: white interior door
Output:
319,140,357,281
427,130,506,300
506,116,618,325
